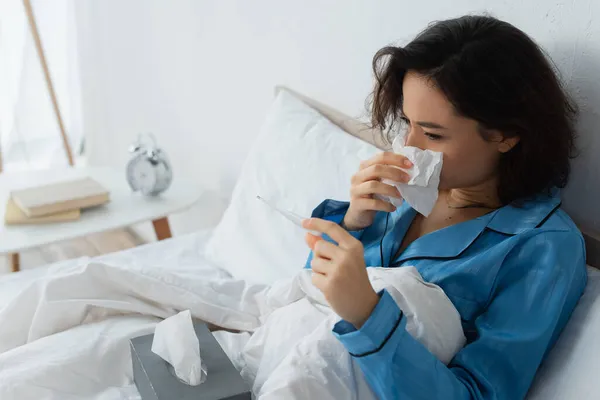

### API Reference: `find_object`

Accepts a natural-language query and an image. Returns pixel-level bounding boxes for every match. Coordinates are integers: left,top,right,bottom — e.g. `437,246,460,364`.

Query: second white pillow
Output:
205,89,380,284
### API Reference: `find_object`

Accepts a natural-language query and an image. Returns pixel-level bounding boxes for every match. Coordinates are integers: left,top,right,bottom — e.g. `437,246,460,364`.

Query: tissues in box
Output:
130,319,251,400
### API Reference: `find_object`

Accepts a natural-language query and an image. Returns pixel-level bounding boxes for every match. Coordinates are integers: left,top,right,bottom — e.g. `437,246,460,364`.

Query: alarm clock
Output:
126,133,173,196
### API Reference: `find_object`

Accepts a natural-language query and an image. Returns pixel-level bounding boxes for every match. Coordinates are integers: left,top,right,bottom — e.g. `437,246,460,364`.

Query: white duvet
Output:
0,257,464,400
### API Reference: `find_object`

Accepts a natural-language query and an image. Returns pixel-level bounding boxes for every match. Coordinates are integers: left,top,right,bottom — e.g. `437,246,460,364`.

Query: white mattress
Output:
1,232,599,399
527,266,600,399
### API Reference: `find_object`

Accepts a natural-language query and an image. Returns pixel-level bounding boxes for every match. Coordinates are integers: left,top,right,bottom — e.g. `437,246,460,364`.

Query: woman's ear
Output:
483,128,520,153
498,136,520,153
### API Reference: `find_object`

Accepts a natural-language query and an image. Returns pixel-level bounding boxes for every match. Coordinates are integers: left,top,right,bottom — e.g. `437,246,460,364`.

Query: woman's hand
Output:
302,217,380,328
344,152,412,231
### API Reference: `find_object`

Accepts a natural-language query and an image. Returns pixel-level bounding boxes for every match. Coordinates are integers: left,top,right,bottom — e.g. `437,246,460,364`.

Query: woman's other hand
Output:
303,218,380,329
344,152,411,231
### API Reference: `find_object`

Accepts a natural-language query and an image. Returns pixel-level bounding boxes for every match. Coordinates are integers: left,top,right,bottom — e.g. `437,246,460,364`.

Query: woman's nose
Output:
404,130,424,150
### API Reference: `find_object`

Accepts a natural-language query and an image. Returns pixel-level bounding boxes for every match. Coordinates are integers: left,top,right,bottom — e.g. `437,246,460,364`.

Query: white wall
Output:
74,0,600,236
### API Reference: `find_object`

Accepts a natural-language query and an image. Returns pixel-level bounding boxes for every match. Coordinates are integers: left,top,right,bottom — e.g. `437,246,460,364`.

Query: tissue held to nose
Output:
151,310,207,386
375,134,443,217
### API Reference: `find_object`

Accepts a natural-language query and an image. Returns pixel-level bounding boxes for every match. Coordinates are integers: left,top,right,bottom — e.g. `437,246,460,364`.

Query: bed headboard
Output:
275,85,600,269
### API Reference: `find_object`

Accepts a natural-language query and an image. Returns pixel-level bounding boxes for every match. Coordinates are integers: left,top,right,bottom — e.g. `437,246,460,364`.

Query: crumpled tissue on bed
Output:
375,134,443,217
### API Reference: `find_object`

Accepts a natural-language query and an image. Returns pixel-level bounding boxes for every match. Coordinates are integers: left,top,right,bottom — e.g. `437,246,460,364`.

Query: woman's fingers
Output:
311,271,327,290
310,257,334,275
359,151,412,171
304,232,322,250
352,164,411,186
350,180,401,199
352,197,397,213
304,233,344,259
302,218,358,249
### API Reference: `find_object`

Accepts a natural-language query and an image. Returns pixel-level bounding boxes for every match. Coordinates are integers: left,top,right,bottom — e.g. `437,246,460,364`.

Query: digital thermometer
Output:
256,195,322,237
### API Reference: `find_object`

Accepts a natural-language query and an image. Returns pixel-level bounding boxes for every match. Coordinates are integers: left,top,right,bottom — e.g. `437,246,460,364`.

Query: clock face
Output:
128,159,157,192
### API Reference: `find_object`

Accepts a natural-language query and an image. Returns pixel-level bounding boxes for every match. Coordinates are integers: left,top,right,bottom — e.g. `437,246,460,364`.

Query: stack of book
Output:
4,177,110,225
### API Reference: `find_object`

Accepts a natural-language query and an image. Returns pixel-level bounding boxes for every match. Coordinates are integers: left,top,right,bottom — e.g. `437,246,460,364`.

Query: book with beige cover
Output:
10,177,110,217
4,198,80,225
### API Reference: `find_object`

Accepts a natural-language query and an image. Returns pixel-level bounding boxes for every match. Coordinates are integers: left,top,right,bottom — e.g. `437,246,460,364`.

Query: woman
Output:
301,15,587,400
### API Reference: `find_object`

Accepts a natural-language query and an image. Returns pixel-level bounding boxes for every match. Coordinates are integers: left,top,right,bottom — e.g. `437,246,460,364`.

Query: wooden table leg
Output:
152,217,172,241
10,253,20,273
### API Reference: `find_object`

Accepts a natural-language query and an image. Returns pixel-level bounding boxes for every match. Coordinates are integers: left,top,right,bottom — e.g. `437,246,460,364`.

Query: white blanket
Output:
0,260,464,399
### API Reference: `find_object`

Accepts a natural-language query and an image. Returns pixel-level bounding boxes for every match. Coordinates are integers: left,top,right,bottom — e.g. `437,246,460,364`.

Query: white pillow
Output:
527,266,600,399
205,90,379,284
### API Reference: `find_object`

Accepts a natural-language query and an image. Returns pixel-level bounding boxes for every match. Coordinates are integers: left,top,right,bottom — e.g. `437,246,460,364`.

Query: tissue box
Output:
130,321,251,400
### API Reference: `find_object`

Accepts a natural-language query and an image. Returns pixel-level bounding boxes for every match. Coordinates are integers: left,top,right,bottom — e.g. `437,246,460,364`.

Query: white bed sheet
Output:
0,229,230,400
2,232,600,400
0,230,220,398
0,240,465,400
0,229,215,311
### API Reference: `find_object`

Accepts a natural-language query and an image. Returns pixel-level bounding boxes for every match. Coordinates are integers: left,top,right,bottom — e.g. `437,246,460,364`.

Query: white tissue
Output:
151,310,207,386
376,135,443,216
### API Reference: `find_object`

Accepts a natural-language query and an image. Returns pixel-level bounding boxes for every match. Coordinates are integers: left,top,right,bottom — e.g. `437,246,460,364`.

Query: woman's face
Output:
400,71,511,191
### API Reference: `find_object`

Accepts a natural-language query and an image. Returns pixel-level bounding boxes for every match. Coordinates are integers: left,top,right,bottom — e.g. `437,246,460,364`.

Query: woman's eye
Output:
425,132,443,141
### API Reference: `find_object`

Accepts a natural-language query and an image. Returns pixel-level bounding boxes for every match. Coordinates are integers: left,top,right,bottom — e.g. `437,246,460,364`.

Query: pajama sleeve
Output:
332,230,586,399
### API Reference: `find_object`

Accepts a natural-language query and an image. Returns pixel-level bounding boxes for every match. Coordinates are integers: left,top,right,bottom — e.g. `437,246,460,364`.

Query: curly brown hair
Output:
370,15,578,205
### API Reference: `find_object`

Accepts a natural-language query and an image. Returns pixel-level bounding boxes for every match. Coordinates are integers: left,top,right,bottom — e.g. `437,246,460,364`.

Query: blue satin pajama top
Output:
304,190,587,399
